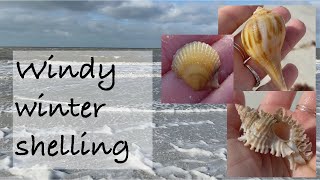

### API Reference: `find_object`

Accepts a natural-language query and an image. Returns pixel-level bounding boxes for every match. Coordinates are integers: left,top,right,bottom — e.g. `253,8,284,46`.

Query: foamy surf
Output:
14,60,161,66
0,130,4,140
8,164,66,180
1,50,229,179
157,120,215,129
170,143,214,157
15,73,160,79
11,126,77,138
13,95,226,113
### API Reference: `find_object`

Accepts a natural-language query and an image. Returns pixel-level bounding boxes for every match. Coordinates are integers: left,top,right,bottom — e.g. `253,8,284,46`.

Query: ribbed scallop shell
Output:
241,7,287,91
172,41,220,91
235,104,312,170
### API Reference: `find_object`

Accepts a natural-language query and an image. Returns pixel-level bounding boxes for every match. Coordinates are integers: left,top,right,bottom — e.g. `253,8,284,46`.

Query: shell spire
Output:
235,104,313,170
241,7,287,90
172,41,220,91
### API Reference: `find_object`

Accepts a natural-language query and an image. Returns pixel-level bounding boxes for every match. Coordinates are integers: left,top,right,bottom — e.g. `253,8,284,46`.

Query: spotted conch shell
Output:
241,7,287,91
235,104,312,170
172,41,220,91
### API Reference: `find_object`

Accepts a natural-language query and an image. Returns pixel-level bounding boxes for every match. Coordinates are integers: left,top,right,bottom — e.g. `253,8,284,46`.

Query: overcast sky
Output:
0,1,218,48
0,0,318,48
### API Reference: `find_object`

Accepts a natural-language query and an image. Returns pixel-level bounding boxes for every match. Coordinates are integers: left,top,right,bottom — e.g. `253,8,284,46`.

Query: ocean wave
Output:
13,96,226,113
14,60,161,66
170,143,213,157
12,60,160,78
157,120,215,129
14,73,161,79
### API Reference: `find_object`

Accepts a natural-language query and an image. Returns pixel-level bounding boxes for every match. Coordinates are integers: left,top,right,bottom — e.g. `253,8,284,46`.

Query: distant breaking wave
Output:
12,95,226,113
12,60,161,78
14,60,161,66
15,73,161,79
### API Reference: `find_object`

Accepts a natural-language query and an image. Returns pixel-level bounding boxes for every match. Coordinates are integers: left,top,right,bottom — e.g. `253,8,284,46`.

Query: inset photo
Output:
227,91,316,177
219,5,316,91
161,35,233,104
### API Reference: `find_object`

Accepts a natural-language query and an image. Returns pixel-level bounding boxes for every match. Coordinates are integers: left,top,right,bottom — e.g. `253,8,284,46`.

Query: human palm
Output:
219,6,306,90
228,91,316,177
161,35,234,103
228,138,291,176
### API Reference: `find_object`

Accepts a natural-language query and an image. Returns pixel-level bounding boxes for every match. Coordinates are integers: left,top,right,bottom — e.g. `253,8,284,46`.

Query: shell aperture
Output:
235,104,312,170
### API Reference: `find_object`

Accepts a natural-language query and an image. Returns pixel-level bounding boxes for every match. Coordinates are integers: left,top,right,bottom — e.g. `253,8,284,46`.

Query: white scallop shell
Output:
172,41,220,91
235,104,312,170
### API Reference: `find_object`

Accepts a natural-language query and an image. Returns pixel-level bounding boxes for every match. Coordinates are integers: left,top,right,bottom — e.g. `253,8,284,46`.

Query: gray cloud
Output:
99,1,216,25
0,1,105,11
0,0,217,47
100,1,171,20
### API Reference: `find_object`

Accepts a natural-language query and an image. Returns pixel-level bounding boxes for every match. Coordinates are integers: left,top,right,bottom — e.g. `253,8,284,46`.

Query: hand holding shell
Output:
235,104,312,170
241,7,287,90
171,41,221,91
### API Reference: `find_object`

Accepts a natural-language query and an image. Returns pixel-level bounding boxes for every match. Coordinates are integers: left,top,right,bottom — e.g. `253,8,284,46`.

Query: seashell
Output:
241,7,287,90
235,104,312,170
172,41,220,91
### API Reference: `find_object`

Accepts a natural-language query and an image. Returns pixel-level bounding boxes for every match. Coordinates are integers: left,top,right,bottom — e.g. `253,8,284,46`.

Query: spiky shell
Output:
241,7,287,91
235,104,312,170
172,41,220,91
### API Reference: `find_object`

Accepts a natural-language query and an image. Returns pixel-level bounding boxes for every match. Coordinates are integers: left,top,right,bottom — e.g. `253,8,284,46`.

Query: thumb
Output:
227,90,245,139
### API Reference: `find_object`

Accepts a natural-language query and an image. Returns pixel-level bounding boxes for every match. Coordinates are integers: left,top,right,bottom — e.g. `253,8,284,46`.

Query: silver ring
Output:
234,42,261,88
244,57,261,87
296,104,316,117
233,42,247,60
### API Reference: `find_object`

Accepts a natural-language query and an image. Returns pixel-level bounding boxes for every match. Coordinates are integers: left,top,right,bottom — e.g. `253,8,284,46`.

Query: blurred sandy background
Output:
233,5,316,89
244,91,302,111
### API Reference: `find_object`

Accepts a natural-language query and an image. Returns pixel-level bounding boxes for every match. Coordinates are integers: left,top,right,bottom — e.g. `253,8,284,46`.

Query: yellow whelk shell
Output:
172,41,220,91
241,7,287,90
235,104,313,170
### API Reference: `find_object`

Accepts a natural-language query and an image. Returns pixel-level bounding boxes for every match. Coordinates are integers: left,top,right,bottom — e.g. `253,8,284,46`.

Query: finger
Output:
271,6,292,23
211,35,234,83
161,71,210,103
233,89,245,105
293,156,316,177
161,36,234,103
256,63,298,91
161,35,222,75
281,19,307,59
294,91,316,126
218,6,261,34
234,6,292,59
233,7,307,90
258,91,296,113
234,6,292,86
234,56,257,91
235,19,306,90
201,73,233,104
293,91,316,152
227,90,245,139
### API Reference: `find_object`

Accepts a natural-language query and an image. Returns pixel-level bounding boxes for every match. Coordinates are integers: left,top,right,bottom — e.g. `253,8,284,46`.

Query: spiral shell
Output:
172,41,220,91
241,7,287,90
235,104,312,170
